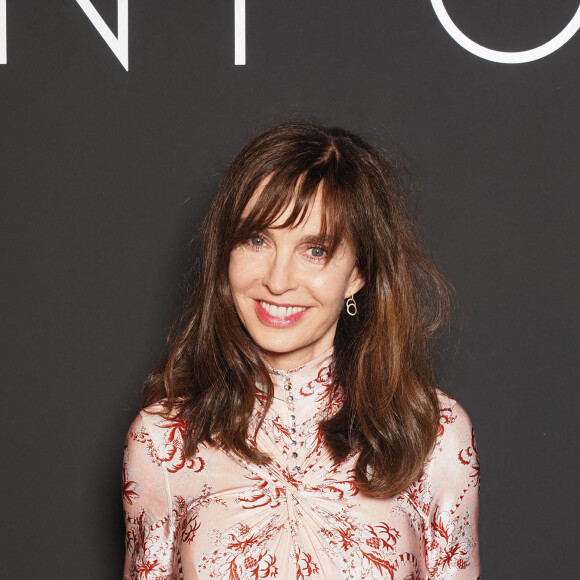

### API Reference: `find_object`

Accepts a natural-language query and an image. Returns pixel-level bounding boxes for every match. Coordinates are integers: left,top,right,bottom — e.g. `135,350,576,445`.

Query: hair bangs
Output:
232,164,355,259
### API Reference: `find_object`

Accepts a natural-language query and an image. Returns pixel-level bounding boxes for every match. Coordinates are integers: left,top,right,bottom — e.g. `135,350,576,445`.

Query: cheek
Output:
228,251,248,292
309,269,351,305
228,250,262,297
227,256,248,321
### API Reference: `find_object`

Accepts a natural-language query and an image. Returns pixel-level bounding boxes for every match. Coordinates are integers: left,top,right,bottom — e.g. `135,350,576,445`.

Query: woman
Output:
123,123,480,579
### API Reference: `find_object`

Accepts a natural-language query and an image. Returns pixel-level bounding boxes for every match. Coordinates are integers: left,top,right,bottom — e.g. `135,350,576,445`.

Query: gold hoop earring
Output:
345,295,357,316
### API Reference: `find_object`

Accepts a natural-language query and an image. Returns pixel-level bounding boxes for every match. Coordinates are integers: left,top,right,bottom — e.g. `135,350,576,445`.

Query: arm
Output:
426,400,480,579
123,412,177,580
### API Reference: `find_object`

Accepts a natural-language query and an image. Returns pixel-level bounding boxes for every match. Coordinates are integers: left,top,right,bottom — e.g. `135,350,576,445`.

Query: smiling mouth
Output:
258,301,307,319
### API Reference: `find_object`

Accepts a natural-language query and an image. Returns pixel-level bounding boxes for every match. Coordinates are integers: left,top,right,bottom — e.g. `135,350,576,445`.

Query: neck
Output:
263,346,334,375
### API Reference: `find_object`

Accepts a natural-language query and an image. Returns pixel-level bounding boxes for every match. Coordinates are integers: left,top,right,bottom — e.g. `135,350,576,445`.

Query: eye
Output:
245,235,268,251
250,235,265,247
306,246,327,262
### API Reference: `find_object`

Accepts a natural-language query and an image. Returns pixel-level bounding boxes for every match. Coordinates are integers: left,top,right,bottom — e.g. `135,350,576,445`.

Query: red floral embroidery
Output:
438,406,456,437
239,478,285,510
198,519,283,578
296,548,320,578
131,418,206,474
317,509,418,578
122,460,139,506
125,509,172,580
458,428,480,484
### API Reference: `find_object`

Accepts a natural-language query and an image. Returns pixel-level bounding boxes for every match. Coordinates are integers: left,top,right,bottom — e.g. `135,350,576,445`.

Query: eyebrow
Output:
300,234,329,246
262,227,329,247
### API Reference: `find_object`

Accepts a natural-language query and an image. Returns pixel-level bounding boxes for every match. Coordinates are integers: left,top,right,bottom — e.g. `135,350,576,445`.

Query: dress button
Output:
294,465,301,471
291,440,297,446
290,414,296,421
291,451,298,458
290,427,296,434
287,395,294,402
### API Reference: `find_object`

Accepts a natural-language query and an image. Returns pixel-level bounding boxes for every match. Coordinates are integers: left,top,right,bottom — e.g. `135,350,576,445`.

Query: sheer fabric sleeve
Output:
426,400,480,579
122,412,177,580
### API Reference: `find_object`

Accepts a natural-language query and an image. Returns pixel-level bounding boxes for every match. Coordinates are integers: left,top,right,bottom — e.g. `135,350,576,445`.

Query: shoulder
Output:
126,401,179,438
127,401,207,474
424,389,479,492
126,402,188,460
436,389,475,450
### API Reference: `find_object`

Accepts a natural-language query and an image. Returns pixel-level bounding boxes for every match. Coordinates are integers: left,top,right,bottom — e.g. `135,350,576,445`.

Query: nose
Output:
263,250,298,295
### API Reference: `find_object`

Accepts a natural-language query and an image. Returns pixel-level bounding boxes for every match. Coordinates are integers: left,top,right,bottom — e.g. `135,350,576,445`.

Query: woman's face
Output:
228,186,364,371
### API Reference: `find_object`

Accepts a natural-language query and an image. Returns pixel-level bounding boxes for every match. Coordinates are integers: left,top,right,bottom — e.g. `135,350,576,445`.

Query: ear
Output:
344,267,365,298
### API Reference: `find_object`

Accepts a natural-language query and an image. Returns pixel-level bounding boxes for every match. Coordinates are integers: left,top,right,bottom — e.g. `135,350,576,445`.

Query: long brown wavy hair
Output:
143,122,451,497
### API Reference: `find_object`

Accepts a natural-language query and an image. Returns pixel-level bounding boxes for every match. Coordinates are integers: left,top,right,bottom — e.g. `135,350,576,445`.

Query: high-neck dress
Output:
123,350,480,579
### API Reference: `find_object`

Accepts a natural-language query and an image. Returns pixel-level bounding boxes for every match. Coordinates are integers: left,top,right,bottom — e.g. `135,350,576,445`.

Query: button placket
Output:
282,375,300,472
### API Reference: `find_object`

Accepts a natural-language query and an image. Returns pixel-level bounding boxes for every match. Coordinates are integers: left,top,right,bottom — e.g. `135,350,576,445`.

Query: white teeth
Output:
260,301,306,318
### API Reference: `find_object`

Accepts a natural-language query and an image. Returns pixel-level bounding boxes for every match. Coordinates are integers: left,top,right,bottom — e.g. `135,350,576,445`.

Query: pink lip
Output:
254,300,310,328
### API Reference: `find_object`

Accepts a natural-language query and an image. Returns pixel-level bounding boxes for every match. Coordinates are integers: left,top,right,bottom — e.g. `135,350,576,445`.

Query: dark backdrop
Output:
2,1,579,577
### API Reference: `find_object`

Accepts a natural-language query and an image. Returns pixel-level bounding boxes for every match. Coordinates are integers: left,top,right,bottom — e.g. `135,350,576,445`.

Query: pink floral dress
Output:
123,350,480,579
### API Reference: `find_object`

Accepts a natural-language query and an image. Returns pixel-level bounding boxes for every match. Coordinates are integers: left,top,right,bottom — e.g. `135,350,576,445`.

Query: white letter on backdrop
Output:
431,0,580,64
235,0,245,65
75,0,129,70
1,0,6,64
